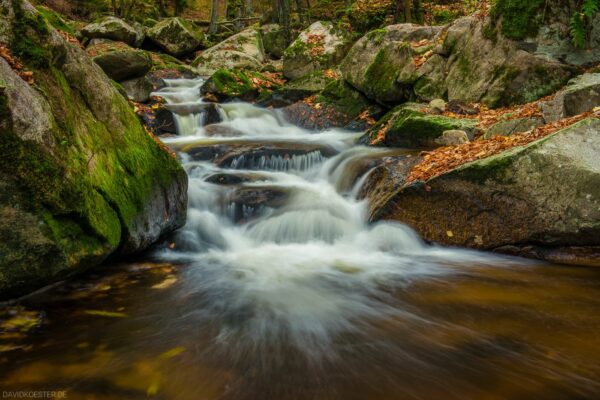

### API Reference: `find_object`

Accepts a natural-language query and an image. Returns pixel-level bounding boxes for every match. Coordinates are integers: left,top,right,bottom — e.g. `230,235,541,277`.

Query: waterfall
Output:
153,79,519,358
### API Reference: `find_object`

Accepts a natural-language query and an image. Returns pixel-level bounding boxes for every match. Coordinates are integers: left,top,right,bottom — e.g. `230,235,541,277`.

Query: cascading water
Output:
152,80,525,358
3,79,600,400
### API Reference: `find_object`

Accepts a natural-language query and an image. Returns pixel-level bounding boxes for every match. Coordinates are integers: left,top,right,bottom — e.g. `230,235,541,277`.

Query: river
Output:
1,78,599,399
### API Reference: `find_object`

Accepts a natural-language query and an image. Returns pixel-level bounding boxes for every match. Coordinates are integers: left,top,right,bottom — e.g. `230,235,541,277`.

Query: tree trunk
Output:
209,0,219,34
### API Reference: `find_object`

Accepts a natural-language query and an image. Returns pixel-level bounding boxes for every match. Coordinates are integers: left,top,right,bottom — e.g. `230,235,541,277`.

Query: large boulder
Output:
192,28,265,76
358,104,479,148
200,68,283,102
340,24,444,105
82,16,143,47
341,17,575,107
147,17,204,57
0,0,187,299
260,24,287,59
541,73,600,123
489,0,600,67
367,118,600,264
282,79,375,130
283,21,352,80
442,17,574,107
87,41,152,81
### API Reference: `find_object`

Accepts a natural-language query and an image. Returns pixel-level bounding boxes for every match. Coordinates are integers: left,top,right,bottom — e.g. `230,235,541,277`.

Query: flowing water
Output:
1,79,600,399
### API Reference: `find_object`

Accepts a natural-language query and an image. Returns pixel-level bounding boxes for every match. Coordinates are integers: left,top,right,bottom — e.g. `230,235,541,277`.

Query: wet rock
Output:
201,69,282,102
283,21,352,80
176,140,337,168
121,76,153,102
147,17,204,57
260,70,337,107
192,28,265,76
360,154,422,206
146,68,198,91
540,73,600,123
482,116,544,139
358,105,479,148
226,185,290,223
368,118,600,264
282,79,374,130
229,186,289,208
205,172,268,185
0,0,187,299
82,16,143,47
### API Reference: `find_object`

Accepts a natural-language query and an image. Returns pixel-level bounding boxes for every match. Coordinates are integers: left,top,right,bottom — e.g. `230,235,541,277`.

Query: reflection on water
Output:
1,79,599,399
1,261,600,399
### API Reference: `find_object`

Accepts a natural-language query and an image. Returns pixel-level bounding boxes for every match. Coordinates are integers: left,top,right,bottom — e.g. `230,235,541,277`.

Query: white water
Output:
153,79,525,358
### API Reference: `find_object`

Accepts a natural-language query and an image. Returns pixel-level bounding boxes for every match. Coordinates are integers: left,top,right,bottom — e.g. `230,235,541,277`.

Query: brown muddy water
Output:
1,259,599,400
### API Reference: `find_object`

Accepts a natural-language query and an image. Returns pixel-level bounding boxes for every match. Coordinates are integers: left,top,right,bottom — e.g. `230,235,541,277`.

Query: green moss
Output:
490,0,546,40
11,0,53,68
206,68,283,100
317,79,370,118
364,48,401,102
35,5,76,35
363,107,477,148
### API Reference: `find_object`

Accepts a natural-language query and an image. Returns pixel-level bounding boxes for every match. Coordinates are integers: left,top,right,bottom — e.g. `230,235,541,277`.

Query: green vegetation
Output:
570,0,599,48
11,0,52,68
489,0,546,40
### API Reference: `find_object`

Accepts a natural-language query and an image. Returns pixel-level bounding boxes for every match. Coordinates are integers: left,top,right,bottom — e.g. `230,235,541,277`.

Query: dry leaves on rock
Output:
407,111,598,184
0,44,34,85
58,30,84,49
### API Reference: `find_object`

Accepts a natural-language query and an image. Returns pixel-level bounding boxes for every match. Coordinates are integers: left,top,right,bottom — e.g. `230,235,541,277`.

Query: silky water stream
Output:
1,78,600,400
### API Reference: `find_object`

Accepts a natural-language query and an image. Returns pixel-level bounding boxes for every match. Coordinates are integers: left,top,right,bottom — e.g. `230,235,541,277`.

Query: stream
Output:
1,78,600,399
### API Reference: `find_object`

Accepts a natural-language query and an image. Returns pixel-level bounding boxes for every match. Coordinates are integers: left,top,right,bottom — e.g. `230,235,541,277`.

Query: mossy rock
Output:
147,17,204,57
0,0,187,299
81,16,143,47
260,24,287,59
283,21,352,80
35,5,77,36
91,45,152,81
360,106,478,148
369,118,600,262
489,0,546,40
192,28,265,76
201,68,283,102
281,78,375,130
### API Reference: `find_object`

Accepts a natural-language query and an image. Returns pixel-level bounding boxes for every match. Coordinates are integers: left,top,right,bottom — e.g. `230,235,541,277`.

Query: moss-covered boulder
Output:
0,0,187,299
86,40,152,81
192,28,265,76
282,78,375,130
200,68,282,102
340,24,444,105
342,17,576,108
260,24,287,59
283,21,352,80
82,16,143,47
147,17,204,57
443,16,574,108
359,105,478,148
490,0,600,67
261,70,338,107
367,117,600,265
